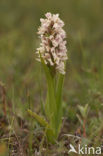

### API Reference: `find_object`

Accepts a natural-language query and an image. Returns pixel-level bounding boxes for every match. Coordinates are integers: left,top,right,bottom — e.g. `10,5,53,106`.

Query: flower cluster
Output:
36,12,68,74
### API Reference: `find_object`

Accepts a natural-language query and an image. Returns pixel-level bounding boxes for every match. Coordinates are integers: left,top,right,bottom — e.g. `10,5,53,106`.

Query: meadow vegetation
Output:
0,0,103,155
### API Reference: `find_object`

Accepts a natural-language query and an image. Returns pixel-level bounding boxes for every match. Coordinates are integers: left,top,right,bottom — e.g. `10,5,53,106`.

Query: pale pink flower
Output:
36,12,68,74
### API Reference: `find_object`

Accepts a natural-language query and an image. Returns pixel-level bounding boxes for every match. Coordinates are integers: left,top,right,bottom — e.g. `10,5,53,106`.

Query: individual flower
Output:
36,12,68,74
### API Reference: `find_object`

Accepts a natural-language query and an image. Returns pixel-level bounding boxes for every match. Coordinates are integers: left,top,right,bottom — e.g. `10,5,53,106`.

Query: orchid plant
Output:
28,13,68,143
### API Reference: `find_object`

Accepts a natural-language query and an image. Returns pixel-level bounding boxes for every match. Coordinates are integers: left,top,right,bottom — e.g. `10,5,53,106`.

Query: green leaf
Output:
76,114,83,126
27,109,48,127
45,91,49,117
78,104,89,119
39,52,64,140
39,53,57,130
78,105,85,118
27,109,55,143
56,74,64,108
45,127,56,143
55,74,64,136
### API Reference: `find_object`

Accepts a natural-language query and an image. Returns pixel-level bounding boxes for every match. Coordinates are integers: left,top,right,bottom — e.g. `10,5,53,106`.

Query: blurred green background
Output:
0,0,103,128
